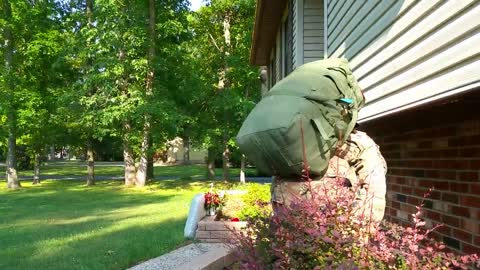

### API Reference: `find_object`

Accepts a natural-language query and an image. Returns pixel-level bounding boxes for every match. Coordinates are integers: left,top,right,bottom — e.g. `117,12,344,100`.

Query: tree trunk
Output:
240,154,246,184
86,139,95,186
3,0,20,189
147,159,154,181
49,145,55,160
222,137,230,181
183,136,190,165
207,147,216,179
147,136,154,182
6,110,19,189
83,0,95,187
123,121,136,186
118,25,137,186
220,14,231,182
86,0,93,25
137,0,156,187
33,151,41,185
136,126,149,187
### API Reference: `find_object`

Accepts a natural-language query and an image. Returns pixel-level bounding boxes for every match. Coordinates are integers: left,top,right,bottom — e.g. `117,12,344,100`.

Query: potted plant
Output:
204,191,223,216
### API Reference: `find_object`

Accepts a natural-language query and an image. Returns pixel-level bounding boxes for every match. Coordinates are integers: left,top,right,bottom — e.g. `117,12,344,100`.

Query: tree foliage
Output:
0,0,260,187
188,0,260,162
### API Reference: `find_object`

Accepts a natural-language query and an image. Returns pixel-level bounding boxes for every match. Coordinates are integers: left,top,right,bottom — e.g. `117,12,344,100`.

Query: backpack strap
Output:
311,118,329,141
311,117,331,160
343,108,358,143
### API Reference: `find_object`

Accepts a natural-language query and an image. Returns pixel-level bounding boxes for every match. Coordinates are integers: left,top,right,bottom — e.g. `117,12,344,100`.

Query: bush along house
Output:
250,0,480,254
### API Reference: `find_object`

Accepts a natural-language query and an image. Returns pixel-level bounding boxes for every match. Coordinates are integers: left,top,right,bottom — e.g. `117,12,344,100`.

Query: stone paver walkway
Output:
127,243,233,270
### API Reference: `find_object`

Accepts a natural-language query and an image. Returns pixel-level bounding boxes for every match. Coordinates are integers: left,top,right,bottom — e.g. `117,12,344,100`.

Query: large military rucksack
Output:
236,58,365,177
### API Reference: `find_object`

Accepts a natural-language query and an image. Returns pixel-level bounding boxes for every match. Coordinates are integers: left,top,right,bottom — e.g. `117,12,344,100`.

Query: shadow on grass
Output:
0,181,177,221
0,163,258,180
155,164,258,178
1,217,187,270
0,180,199,270
151,178,242,191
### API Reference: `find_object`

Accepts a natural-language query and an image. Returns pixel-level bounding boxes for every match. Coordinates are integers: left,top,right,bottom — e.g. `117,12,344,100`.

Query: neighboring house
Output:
163,137,207,164
250,0,480,254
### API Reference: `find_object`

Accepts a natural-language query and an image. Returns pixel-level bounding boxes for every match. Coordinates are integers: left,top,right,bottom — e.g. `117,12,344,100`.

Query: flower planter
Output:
206,207,217,216
195,215,247,243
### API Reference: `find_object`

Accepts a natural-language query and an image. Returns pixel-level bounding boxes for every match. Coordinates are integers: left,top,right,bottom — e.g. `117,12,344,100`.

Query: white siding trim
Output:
364,44,480,105
336,0,414,59
359,80,480,123
355,1,476,81
328,1,376,55
361,7,480,100
326,0,339,17
324,0,480,122
327,0,363,40
360,59,480,121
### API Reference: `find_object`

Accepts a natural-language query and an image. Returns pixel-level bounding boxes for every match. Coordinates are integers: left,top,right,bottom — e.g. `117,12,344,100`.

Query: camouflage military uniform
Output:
271,130,387,225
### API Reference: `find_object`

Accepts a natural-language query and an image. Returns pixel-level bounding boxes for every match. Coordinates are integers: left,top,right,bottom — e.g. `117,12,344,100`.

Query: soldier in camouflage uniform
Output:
271,130,387,227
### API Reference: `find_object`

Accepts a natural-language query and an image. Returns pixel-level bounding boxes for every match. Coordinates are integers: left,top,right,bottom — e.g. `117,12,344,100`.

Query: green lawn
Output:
0,179,235,270
0,162,258,179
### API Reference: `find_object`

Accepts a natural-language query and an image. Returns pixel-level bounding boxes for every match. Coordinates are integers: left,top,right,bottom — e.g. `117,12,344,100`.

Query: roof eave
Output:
250,0,288,66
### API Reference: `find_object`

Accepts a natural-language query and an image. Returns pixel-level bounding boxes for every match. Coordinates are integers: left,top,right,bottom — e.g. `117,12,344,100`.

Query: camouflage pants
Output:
271,131,387,226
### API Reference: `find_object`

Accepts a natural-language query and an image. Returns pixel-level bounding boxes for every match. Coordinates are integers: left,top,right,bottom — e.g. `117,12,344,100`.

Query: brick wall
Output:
196,215,247,243
362,91,480,255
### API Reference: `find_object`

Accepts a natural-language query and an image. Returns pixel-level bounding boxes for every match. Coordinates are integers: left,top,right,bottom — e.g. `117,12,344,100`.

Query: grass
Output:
0,161,258,179
0,163,270,270
153,164,258,178
0,178,239,270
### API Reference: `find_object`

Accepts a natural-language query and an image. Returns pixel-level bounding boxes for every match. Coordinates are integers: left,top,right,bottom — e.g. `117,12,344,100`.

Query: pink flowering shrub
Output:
231,177,479,270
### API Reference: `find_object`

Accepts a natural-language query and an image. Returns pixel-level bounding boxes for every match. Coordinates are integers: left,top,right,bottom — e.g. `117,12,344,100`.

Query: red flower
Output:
204,191,222,209
231,217,240,222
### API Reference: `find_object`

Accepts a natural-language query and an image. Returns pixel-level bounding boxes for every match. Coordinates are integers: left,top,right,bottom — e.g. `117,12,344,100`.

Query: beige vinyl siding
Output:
303,0,324,63
326,0,480,122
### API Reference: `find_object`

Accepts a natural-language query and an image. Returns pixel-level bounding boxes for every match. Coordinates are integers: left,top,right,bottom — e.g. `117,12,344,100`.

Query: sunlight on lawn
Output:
0,179,214,270
0,162,257,179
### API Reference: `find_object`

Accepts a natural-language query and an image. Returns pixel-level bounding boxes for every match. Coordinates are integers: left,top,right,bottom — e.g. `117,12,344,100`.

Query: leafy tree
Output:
0,0,20,189
0,0,259,189
58,0,102,186
16,1,69,184
189,0,260,180
59,0,192,187
1,0,67,187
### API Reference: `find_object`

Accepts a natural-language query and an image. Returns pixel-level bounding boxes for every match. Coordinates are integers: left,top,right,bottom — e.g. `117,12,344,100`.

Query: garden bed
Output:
186,183,270,245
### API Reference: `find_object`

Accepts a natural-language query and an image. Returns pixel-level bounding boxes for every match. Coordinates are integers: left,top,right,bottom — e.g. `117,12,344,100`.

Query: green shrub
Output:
219,195,244,219
217,183,272,221
237,183,271,220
